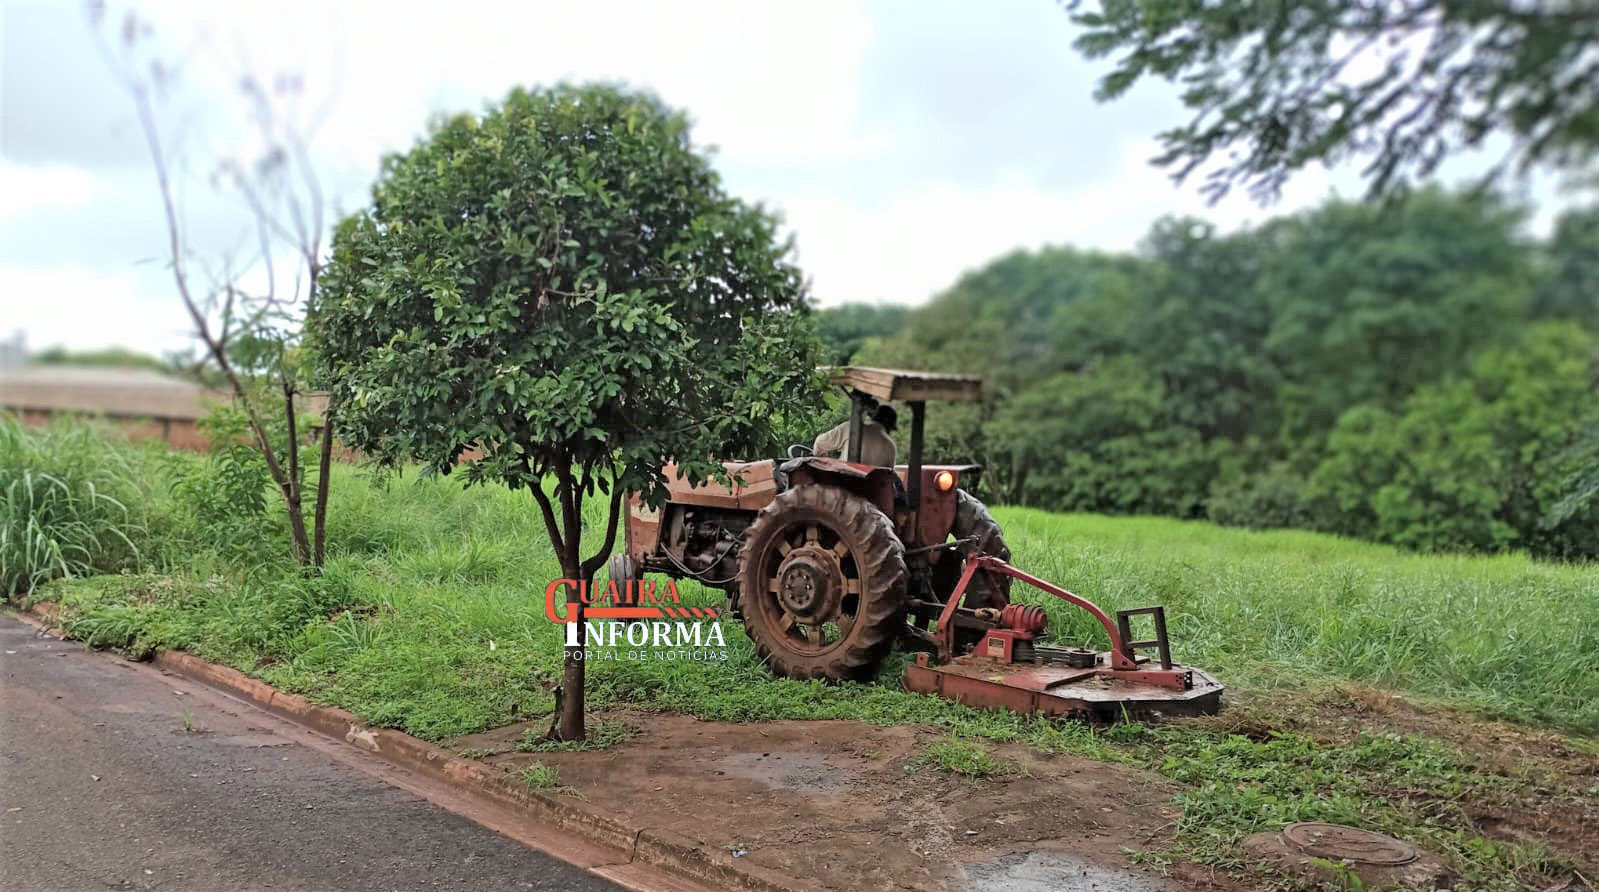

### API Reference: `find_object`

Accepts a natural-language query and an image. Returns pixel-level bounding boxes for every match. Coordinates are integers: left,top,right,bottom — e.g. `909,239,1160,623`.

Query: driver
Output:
812,404,897,467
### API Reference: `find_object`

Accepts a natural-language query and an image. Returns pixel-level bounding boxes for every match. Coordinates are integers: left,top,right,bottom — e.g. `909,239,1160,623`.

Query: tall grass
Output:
0,415,148,596
996,508,1599,730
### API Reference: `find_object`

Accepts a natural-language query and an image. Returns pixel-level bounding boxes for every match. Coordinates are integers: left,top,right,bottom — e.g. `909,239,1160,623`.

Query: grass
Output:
911,736,1011,778
0,416,148,595
11,424,1599,888
1110,719,1564,886
515,720,635,753
519,762,560,790
30,456,1599,737
997,508,1599,732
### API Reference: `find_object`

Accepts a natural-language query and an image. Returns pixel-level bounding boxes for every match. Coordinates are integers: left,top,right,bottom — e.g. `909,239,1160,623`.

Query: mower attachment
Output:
902,556,1223,720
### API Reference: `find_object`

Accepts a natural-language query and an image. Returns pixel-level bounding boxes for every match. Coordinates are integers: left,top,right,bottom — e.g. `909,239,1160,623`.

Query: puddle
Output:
962,851,1168,892
714,751,854,794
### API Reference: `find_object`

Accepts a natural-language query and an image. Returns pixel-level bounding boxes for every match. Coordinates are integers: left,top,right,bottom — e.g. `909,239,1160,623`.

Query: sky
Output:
0,0,1563,356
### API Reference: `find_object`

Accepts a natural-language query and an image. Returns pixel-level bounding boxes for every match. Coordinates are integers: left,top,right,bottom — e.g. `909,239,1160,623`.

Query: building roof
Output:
0,365,224,420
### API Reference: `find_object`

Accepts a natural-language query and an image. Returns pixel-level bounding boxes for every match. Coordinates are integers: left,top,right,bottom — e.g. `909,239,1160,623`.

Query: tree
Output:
1123,218,1278,443
313,84,823,741
93,6,337,568
1535,207,1599,328
857,245,1142,499
1308,322,1599,553
984,359,1217,515
1070,0,1599,201
813,303,909,364
1258,189,1533,449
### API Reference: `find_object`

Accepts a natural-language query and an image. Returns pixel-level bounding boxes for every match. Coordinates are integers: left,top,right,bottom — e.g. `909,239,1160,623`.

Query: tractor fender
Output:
779,457,899,519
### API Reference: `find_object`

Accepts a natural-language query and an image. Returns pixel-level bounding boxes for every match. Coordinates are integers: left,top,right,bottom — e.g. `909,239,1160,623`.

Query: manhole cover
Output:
1282,823,1417,866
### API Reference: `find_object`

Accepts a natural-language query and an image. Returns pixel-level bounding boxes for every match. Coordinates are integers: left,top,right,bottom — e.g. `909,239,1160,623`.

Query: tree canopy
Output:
813,303,909,365
1070,0,1599,200
847,188,1599,558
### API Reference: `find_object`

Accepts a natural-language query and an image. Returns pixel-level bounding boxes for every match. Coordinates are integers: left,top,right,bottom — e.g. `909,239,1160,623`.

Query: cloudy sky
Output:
0,0,1558,356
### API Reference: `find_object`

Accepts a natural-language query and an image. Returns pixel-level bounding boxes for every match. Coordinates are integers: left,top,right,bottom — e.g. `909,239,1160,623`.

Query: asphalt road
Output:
0,615,621,892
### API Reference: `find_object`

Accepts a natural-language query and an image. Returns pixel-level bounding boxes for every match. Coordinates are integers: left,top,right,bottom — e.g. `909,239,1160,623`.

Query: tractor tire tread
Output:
738,485,906,682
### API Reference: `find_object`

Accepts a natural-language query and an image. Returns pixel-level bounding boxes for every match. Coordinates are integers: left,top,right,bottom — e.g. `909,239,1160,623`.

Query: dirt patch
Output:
445,688,1599,890
1202,684,1599,873
716,751,856,795
449,710,1217,892
1292,684,1598,780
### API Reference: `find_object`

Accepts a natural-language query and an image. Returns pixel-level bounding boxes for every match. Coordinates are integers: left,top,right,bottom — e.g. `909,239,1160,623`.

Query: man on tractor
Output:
811,403,898,467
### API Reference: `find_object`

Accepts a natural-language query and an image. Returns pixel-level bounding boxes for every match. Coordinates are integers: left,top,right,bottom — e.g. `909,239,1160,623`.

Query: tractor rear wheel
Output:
932,488,1013,611
738,485,906,681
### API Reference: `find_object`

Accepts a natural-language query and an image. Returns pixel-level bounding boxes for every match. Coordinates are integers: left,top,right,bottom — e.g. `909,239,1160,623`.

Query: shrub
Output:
1208,464,1314,530
163,402,279,568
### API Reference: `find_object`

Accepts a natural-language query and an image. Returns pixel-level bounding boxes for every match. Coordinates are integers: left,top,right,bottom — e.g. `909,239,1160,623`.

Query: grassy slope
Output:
34,463,1599,888
1002,508,1599,732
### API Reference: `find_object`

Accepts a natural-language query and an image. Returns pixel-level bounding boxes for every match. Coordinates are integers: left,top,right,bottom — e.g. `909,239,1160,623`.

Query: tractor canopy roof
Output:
827,366,982,403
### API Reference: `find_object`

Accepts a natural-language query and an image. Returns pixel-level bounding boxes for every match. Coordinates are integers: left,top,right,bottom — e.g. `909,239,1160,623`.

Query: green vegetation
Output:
813,302,908,365
1110,718,1569,887
7,421,1594,887
30,345,171,373
0,417,147,595
846,191,1599,558
314,82,825,740
515,720,635,753
912,736,1011,778
519,762,560,790
1068,1,1599,201
20,436,1599,737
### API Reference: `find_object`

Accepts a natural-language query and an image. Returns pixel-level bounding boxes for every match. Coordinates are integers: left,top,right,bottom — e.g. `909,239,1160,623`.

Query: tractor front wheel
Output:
738,486,906,681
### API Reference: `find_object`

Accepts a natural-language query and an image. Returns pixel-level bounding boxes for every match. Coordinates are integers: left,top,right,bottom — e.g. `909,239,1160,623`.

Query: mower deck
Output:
904,652,1224,720
904,554,1225,720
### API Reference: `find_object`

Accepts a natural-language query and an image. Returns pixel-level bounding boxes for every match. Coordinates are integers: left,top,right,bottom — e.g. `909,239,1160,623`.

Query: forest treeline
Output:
819,189,1599,559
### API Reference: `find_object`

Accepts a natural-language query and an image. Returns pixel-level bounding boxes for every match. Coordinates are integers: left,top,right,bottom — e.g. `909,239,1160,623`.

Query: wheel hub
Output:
775,548,842,621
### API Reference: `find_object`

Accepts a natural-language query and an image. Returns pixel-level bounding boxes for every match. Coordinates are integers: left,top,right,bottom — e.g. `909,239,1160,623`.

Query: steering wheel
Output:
787,443,814,459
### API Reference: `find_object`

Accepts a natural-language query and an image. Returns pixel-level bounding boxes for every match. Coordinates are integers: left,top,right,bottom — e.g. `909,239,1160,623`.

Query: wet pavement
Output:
0,615,620,892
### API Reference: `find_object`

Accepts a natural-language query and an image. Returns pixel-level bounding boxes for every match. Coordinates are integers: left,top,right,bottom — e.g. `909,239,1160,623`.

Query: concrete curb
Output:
20,602,816,892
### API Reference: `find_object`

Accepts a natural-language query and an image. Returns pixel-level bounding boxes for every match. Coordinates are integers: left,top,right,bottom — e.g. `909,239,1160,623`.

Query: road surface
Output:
0,615,621,892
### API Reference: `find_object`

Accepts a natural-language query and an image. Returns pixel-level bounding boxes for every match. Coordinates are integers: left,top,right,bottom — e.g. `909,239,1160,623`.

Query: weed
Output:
181,707,195,733
912,736,1010,778
1309,858,1366,891
1111,720,1566,889
519,762,560,790
457,747,499,759
515,720,635,753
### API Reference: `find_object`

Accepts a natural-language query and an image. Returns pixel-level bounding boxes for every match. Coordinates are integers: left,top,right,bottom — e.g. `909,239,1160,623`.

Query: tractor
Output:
612,367,1222,719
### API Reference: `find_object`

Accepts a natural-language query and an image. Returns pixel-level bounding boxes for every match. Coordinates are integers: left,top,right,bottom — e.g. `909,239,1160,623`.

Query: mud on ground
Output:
446,684,1599,892
450,711,1245,892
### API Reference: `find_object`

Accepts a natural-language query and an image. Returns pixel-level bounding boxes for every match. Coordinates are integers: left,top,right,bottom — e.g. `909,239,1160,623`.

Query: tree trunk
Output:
558,569,586,741
312,402,336,568
281,385,311,565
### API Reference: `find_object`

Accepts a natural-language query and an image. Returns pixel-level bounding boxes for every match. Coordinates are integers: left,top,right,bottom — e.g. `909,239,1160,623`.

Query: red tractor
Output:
613,368,1221,719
